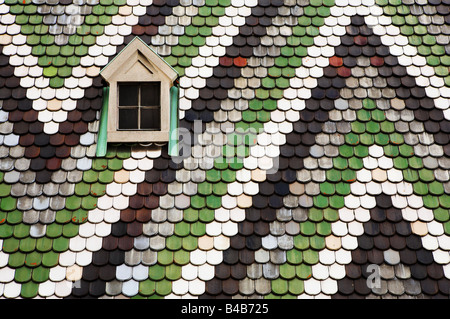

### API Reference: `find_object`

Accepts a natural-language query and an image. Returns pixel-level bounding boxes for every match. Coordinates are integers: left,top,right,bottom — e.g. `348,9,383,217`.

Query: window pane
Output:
141,82,160,106
141,108,160,130
119,84,138,106
119,108,138,129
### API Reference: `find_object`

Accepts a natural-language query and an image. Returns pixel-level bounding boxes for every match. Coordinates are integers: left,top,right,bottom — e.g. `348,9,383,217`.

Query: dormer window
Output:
98,36,178,145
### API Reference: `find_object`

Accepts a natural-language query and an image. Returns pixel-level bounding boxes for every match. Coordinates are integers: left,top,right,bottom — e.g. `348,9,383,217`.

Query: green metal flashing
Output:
168,84,180,157
96,86,109,157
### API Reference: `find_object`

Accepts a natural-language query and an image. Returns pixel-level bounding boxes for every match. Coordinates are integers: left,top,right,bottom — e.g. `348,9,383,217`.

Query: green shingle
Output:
206,195,222,209
434,208,449,222
316,221,332,236
309,235,325,250
360,133,375,145
403,168,419,182
206,169,221,182
13,223,30,239
62,223,79,238
272,278,289,295
7,210,22,224
384,144,399,157
149,264,165,281
286,249,302,264
9,251,26,268
166,236,182,251
183,208,198,223
288,278,304,295
19,237,36,253
173,250,190,265
190,195,205,209
300,221,316,236
157,250,173,266
81,196,98,210
302,249,319,265
308,208,324,222
444,221,450,235
98,170,114,183
15,266,32,283
36,237,52,253
75,182,91,196
326,169,341,182
198,209,214,223
139,279,156,296
65,196,82,210
329,195,345,209
3,237,20,253
46,223,62,238
296,264,312,279
55,210,72,224
323,208,339,222
42,251,59,267
313,195,328,208
155,279,172,296
174,222,190,237
212,182,227,196
439,195,450,209
25,251,42,268
339,145,354,158
375,133,389,146
422,195,439,209
0,196,17,211
293,235,309,250
190,221,206,237
335,182,351,196
90,183,106,197
165,264,181,281
182,236,197,251
345,133,359,145
52,237,69,252
428,181,444,195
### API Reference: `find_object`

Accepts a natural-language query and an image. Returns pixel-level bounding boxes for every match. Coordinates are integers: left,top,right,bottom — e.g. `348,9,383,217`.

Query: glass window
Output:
141,108,160,130
141,83,160,106
119,84,138,106
118,82,161,130
119,108,138,130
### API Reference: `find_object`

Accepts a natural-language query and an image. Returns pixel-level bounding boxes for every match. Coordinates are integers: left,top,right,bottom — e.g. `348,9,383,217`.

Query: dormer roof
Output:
100,36,178,83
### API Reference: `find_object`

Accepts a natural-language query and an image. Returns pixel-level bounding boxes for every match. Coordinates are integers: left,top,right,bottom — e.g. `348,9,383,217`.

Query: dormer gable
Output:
101,36,178,84
98,36,178,144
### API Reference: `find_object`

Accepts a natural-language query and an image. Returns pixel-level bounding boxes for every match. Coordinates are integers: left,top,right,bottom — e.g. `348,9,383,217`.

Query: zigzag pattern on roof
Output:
0,0,448,299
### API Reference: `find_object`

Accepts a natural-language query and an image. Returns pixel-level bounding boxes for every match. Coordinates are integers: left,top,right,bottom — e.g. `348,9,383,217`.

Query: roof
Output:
0,0,449,300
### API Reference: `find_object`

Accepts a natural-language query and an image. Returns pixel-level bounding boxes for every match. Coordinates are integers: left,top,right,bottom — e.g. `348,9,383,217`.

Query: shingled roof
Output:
0,0,449,300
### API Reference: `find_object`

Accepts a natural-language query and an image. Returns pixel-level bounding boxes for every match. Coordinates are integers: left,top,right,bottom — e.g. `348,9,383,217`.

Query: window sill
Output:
107,130,169,143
